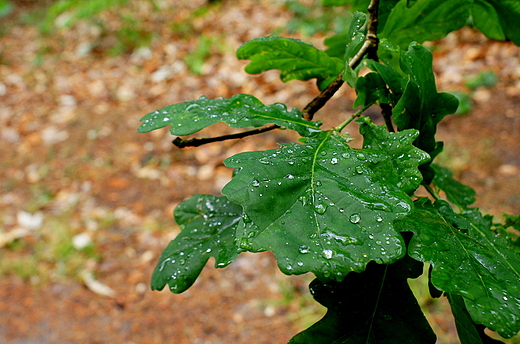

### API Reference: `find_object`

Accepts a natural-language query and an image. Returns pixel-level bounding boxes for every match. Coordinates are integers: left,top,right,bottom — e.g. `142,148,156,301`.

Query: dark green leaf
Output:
357,116,430,194
151,195,242,293
236,36,343,90
223,131,413,281
341,12,367,86
396,200,520,338
447,293,504,344
138,94,321,137
324,33,349,59
431,163,476,209
391,43,458,182
379,0,471,48
289,258,436,344
472,0,520,45
353,72,392,108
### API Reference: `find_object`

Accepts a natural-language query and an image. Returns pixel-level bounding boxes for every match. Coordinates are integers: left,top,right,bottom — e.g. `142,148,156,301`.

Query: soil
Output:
0,1,518,343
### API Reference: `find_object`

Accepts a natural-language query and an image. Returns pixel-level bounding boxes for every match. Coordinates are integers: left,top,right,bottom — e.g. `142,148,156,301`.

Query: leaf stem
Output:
334,103,372,133
172,124,279,148
303,0,381,121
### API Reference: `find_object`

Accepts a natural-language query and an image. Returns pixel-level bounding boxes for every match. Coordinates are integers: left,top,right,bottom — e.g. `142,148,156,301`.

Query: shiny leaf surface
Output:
223,131,414,281
396,200,520,338
138,94,321,137
151,195,242,293
236,36,343,90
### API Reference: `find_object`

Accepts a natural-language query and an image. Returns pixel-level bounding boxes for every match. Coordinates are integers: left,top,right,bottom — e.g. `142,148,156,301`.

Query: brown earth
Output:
0,0,519,343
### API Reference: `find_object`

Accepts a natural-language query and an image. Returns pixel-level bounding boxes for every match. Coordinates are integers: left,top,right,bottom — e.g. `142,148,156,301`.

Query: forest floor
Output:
0,0,519,343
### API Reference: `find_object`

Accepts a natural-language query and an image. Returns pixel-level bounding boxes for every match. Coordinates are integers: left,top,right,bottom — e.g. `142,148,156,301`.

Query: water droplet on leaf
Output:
349,213,361,224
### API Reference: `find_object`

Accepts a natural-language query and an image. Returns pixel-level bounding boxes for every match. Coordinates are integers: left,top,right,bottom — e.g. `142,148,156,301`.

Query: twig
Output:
303,0,382,121
172,124,279,148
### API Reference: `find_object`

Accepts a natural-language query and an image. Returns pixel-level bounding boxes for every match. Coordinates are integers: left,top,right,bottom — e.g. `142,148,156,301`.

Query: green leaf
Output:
431,163,476,209
396,200,520,338
472,0,520,46
324,33,349,59
289,258,436,344
447,293,504,344
391,43,458,182
151,195,242,293
138,94,321,137
222,131,413,281
353,72,392,108
357,116,430,194
341,12,367,86
236,36,343,90
379,0,471,48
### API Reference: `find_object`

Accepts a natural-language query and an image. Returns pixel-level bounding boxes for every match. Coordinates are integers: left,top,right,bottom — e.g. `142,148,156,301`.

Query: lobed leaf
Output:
223,131,414,281
379,0,471,48
357,116,430,194
236,36,343,90
471,0,520,46
151,195,242,293
431,163,476,210
138,94,321,137
396,199,520,338
289,258,436,344
447,293,504,344
341,11,367,86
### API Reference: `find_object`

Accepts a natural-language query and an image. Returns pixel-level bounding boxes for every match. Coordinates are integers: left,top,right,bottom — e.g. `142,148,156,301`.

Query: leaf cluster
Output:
140,1,520,343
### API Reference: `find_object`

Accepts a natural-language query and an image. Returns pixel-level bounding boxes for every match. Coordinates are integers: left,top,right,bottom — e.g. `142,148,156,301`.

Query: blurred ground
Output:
0,0,519,343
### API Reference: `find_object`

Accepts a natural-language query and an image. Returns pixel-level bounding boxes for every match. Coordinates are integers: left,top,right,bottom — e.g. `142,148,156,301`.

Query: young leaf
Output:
431,163,476,209
222,131,413,281
396,200,520,338
151,195,243,293
447,293,504,344
353,72,392,108
138,94,321,137
236,36,343,90
379,0,471,48
289,258,436,344
357,116,430,194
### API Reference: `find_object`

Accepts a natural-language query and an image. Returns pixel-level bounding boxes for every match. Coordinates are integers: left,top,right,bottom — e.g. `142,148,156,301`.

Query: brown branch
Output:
172,124,279,148
303,0,381,121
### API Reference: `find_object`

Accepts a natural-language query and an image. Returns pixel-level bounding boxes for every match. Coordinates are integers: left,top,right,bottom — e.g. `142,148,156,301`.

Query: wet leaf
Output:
341,11,367,86
151,195,242,293
236,36,343,90
447,293,504,344
431,163,476,209
223,131,414,281
138,94,321,137
396,199,520,338
357,116,430,194
289,258,436,344
380,0,470,48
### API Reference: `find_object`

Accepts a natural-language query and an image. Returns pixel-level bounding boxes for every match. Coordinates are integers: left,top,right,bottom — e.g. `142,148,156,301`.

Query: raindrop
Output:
356,153,366,160
286,264,293,271
330,157,338,165
355,166,364,174
503,296,509,301
314,203,327,214
349,213,361,224
339,208,345,213
297,261,304,267
206,248,212,253
251,179,261,187
298,245,310,254
315,180,322,187
163,117,169,121
322,249,333,259
259,157,271,164
277,181,282,186
286,174,295,179
376,216,383,222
